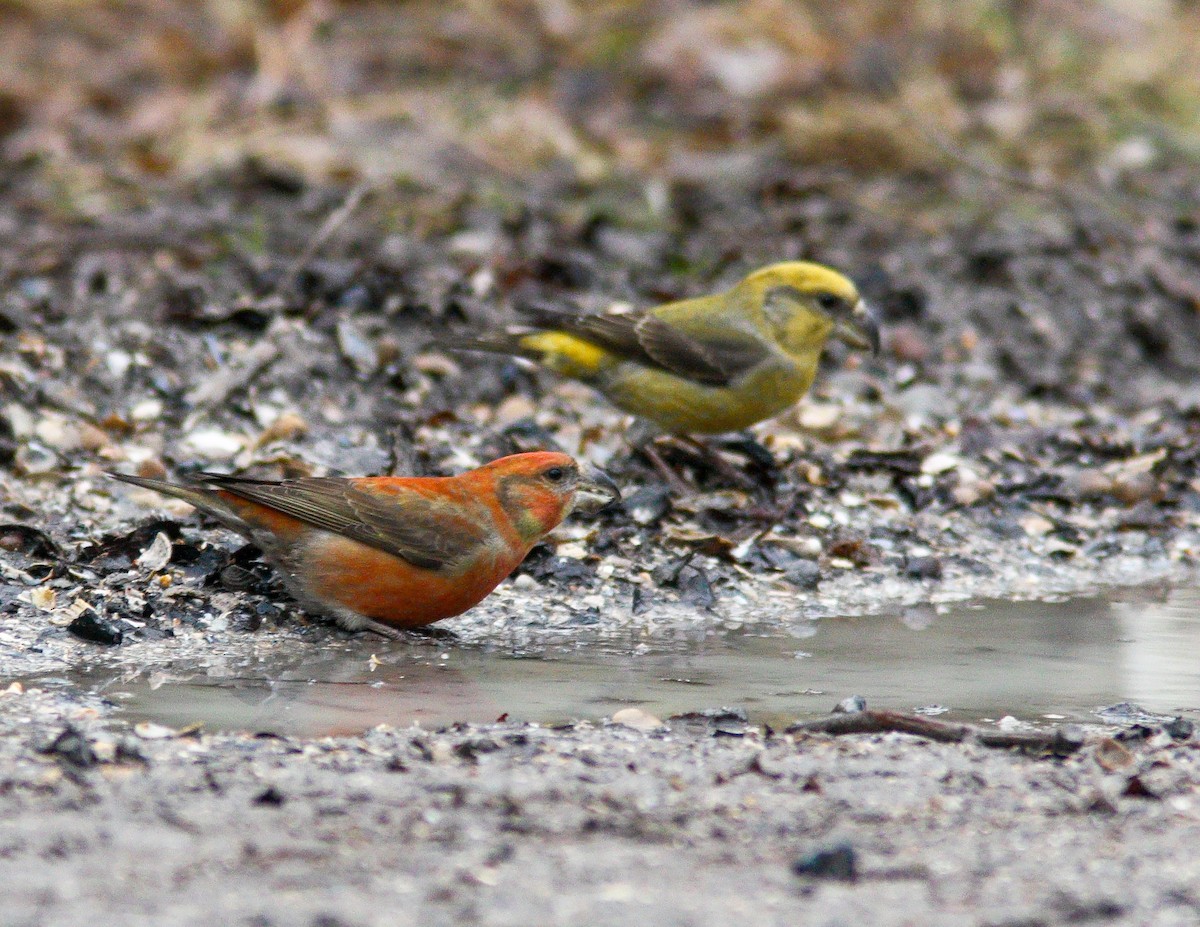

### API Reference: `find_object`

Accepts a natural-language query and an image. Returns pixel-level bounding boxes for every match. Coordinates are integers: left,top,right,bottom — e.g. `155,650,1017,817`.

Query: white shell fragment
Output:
135,531,174,573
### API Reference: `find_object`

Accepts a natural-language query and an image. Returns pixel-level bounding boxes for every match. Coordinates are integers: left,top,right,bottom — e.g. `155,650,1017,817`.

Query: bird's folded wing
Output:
523,304,768,387
199,475,488,572
634,316,768,386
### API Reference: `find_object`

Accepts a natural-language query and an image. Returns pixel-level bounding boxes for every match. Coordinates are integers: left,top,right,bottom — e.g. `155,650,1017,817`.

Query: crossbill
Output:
449,262,881,436
110,452,619,639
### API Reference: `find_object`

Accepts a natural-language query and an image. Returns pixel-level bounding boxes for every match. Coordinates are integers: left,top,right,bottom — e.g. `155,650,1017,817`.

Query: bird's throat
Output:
496,478,565,547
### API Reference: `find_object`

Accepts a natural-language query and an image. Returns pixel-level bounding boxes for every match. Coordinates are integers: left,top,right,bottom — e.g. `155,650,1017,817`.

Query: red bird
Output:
110,452,619,639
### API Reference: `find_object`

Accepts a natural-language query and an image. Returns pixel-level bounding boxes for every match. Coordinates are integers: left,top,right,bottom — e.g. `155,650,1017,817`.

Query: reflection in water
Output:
45,587,1200,737
1112,586,1200,711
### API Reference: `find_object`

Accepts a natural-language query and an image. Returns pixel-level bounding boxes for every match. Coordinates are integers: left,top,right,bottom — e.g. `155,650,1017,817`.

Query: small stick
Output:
273,181,371,301
787,709,1085,755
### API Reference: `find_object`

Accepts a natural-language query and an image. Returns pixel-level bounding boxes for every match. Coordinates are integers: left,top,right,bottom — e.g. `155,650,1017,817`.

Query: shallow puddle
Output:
38,585,1200,737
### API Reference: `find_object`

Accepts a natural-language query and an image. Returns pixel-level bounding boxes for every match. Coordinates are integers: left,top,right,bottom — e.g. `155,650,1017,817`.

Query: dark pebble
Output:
903,556,943,581
1051,725,1087,756
987,517,1027,540
677,566,716,609
623,484,673,525
0,523,61,559
220,564,263,592
39,725,96,768
948,555,993,576
1122,775,1159,800
130,626,172,642
792,843,857,881
670,707,751,736
782,560,821,590
516,545,593,585
253,786,286,806
1114,724,1157,743
1165,717,1195,740
67,612,124,646
531,556,593,585
670,707,750,723
454,738,502,761
231,608,264,634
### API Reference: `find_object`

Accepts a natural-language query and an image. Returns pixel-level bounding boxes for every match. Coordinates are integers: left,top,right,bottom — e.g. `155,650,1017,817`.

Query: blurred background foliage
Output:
0,0,1197,217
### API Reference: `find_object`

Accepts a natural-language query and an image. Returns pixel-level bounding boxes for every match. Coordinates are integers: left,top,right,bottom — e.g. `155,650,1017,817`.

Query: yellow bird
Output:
449,261,880,436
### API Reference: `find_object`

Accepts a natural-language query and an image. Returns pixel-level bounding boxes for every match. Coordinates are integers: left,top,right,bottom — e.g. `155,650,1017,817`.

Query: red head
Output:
473,452,620,545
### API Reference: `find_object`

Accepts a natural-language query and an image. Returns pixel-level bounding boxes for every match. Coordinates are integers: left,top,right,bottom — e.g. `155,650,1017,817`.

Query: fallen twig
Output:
272,182,371,301
786,709,1085,755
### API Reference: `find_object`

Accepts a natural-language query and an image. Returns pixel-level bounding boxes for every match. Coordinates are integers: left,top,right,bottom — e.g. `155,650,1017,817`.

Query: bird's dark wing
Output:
199,475,488,572
633,316,768,386
522,304,768,387
520,303,645,357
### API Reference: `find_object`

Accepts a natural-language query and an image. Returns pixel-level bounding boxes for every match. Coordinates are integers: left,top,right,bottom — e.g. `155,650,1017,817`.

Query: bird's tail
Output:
441,330,613,383
108,472,234,521
438,331,538,360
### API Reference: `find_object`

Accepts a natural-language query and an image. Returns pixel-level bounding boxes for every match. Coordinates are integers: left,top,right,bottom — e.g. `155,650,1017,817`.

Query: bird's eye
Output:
816,292,843,312
544,467,565,482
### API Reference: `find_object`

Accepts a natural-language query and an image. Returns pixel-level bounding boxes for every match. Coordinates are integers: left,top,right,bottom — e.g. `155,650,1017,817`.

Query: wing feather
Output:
199,475,489,572
522,303,768,388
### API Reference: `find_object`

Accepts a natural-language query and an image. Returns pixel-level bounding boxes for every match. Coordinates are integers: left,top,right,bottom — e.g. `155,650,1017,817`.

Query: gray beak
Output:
573,466,621,514
833,299,881,355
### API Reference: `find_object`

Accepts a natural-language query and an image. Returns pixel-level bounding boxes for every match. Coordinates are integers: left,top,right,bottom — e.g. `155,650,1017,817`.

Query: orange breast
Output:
300,533,523,629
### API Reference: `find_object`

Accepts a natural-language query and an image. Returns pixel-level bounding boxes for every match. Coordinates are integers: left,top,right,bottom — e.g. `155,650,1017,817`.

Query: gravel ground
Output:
5,3,1200,923
5,684,1200,927
6,155,1200,927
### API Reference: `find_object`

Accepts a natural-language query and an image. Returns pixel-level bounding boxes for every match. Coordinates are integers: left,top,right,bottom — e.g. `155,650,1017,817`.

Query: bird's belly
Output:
296,535,517,629
605,365,813,435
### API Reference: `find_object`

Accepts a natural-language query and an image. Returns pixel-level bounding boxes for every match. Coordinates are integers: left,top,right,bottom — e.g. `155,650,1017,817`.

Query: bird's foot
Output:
627,429,779,498
356,617,408,641
354,618,459,643
676,436,765,492
404,625,460,642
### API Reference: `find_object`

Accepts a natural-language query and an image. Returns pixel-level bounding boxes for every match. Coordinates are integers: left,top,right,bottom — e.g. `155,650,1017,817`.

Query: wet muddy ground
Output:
5,2,1200,924
16,586,1200,737
6,160,1200,920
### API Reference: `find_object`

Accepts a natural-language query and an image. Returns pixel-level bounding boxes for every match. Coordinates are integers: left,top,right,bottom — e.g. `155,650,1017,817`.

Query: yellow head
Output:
736,261,880,358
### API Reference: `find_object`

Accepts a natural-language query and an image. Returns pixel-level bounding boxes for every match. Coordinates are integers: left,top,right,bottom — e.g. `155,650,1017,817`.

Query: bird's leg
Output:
623,419,694,494
624,422,767,495
712,433,781,503
328,602,456,643
628,433,762,495
635,440,694,495
717,433,778,474
674,436,762,492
